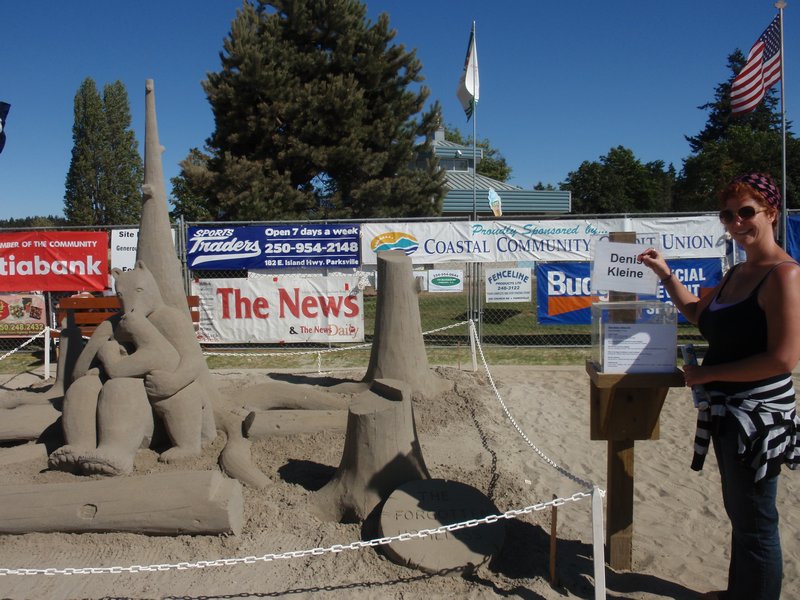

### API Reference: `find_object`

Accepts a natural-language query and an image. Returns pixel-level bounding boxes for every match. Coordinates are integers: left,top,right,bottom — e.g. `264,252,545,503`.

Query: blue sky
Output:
2,1,797,220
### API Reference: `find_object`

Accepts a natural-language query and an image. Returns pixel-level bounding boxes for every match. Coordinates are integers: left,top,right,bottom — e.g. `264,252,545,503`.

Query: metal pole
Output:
776,1,788,248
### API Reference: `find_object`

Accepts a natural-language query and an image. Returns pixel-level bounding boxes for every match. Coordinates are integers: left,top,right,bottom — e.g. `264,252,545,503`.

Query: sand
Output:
0,363,798,600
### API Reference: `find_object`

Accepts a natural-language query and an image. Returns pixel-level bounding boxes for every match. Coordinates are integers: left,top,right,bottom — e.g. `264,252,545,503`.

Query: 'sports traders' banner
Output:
0,231,108,292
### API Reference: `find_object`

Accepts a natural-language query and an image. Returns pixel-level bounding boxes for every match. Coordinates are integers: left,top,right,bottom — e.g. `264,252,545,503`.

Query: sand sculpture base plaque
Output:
378,479,505,573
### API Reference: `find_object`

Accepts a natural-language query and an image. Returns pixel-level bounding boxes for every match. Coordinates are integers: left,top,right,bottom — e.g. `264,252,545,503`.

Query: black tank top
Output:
698,262,795,394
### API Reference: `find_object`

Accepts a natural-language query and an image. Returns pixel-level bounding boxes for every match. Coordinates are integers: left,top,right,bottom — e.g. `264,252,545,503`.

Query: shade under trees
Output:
64,79,143,225
174,0,445,221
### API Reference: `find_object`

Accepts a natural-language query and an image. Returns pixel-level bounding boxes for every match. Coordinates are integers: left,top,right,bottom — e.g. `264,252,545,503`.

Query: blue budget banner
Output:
537,258,723,325
187,224,361,270
537,262,593,325
787,215,800,262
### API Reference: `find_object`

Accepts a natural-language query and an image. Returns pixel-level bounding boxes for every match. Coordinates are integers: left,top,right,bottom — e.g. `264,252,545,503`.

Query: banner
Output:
0,293,46,337
361,216,725,264
187,224,360,270
0,231,108,291
192,276,364,343
110,228,177,272
485,267,532,303
787,215,800,261
537,258,724,325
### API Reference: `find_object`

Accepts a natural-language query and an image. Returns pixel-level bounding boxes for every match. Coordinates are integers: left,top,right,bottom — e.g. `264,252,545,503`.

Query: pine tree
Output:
100,81,143,224
64,78,143,225
685,51,782,154
177,0,444,221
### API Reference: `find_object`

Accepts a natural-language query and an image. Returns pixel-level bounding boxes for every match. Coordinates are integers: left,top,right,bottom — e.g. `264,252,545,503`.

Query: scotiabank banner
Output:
191,276,364,343
0,231,108,292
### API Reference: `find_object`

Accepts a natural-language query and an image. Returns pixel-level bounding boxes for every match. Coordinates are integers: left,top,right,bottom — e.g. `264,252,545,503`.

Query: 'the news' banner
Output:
0,231,109,292
192,276,364,343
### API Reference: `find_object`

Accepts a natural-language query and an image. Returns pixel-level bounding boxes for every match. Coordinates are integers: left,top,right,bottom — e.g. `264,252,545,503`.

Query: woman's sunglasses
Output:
719,206,767,224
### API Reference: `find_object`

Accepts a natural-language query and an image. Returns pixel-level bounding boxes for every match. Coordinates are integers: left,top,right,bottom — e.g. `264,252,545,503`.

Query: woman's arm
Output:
637,248,716,325
684,263,800,385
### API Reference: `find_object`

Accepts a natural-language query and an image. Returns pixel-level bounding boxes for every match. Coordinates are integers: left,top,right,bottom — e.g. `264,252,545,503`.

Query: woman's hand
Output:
682,364,712,387
637,248,671,281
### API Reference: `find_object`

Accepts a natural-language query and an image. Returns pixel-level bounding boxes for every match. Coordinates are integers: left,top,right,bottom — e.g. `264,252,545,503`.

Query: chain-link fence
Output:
0,215,719,362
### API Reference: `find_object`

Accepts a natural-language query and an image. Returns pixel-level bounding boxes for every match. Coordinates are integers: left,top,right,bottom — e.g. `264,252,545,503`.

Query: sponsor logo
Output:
545,269,595,317
370,232,419,255
430,275,460,287
188,230,261,266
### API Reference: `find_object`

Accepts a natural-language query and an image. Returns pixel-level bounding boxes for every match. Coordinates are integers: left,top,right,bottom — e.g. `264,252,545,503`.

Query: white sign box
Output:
602,323,676,373
485,267,532,303
591,240,658,295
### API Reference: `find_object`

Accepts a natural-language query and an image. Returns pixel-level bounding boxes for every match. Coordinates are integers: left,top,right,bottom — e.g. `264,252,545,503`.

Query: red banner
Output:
0,231,109,292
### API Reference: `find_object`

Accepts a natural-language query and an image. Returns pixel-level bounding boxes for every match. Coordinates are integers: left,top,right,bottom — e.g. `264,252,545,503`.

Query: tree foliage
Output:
64,78,143,225
443,124,512,182
562,146,675,214
0,215,69,229
677,50,797,211
174,0,445,221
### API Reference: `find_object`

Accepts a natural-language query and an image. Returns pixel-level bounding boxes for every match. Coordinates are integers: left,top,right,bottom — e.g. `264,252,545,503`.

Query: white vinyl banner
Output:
111,228,177,272
361,216,725,264
192,276,364,343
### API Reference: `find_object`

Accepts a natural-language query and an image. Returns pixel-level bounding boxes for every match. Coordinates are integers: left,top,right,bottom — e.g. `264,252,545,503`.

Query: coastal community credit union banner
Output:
192,275,364,343
361,216,724,264
536,258,723,325
186,224,360,270
0,231,108,291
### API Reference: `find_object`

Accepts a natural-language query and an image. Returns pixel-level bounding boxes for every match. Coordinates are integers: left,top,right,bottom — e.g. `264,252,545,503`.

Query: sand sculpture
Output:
48,262,208,476
0,82,504,573
43,80,269,489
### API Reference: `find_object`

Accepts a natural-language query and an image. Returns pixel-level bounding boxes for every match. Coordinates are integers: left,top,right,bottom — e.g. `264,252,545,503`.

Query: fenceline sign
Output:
485,267,532,303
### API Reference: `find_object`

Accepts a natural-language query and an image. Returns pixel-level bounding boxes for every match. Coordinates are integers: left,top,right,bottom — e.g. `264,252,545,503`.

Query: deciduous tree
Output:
562,146,674,214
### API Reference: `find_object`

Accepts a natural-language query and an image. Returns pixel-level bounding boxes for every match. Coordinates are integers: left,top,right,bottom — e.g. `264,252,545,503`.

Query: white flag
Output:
456,27,479,120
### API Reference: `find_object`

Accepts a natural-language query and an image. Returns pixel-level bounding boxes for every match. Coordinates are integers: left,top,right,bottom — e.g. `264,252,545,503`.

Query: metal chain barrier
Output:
0,492,591,577
201,320,469,358
468,320,603,494
0,320,605,586
0,328,48,363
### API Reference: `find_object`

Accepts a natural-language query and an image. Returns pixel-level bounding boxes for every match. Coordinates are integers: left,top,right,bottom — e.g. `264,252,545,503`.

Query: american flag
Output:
730,14,782,115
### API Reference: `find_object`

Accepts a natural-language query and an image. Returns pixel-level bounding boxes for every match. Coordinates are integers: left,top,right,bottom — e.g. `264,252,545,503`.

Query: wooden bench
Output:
56,296,200,338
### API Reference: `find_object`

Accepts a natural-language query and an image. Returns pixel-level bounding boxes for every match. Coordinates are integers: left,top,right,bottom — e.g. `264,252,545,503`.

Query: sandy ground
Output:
0,363,798,600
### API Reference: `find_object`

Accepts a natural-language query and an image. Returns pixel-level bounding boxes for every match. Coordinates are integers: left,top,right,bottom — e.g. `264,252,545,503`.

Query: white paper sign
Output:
428,269,464,293
591,240,658,294
485,267,532,303
602,323,676,373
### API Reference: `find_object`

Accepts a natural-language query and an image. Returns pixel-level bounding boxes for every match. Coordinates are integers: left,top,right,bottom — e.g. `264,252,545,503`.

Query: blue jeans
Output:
712,413,782,600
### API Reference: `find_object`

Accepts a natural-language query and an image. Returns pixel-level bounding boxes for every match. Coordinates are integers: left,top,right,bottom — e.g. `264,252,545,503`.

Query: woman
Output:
638,173,800,600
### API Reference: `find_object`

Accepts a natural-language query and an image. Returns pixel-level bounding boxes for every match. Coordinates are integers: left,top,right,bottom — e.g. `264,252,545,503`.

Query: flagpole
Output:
471,20,478,221
776,1,788,249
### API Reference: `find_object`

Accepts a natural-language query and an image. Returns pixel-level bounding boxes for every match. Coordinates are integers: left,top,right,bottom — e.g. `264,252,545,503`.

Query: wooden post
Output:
588,231,684,570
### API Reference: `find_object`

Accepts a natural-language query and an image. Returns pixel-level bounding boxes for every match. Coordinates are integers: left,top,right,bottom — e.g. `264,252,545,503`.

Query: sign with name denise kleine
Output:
591,240,658,295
